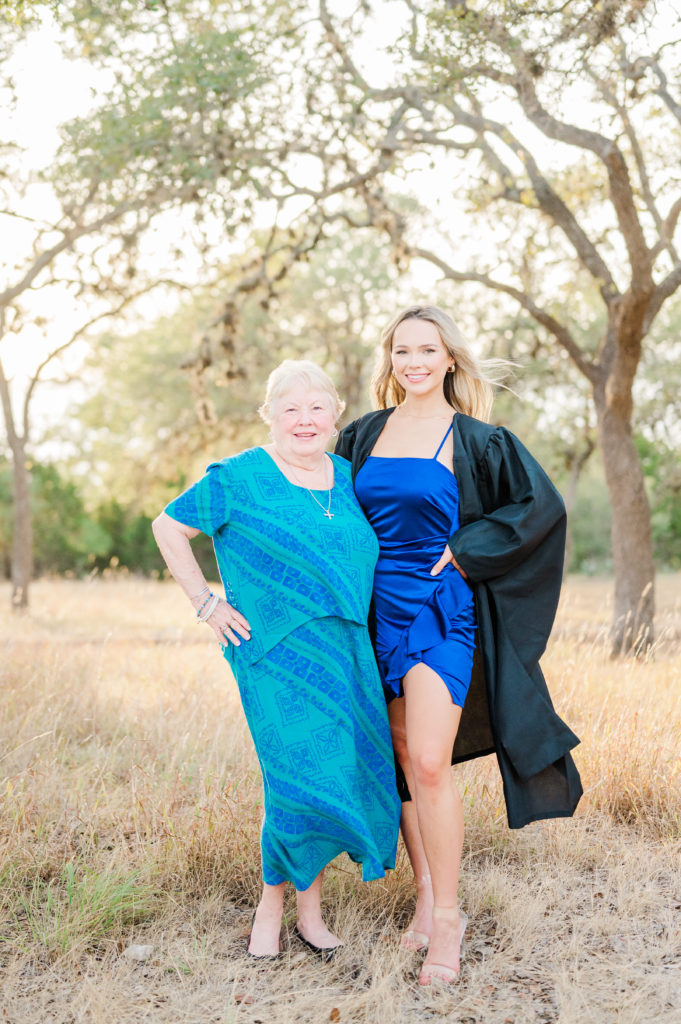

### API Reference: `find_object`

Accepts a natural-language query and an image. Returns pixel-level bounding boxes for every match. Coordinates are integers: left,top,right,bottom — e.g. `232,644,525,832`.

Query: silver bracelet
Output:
191,585,210,601
197,593,220,622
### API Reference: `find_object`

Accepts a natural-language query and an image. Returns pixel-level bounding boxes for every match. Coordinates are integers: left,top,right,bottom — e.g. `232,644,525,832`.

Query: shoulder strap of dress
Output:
434,421,454,459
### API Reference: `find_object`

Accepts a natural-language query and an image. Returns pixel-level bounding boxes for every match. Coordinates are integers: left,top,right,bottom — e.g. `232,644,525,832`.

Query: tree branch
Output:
435,95,619,299
21,282,182,440
318,0,429,106
626,55,681,127
442,10,652,281
0,209,53,229
318,0,370,91
180,216,328,388
643,262,681,333
408,243,600,384
0,184,197,311
512,74,651,280
650,198,681,262
591,72,675,262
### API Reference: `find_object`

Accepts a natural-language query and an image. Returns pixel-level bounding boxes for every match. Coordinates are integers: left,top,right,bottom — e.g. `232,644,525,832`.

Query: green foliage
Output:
67,224,403,506
566,468,613,574
637,435,681,571
561,431,681,574
90,499,216,579
0,459,220,580
53,0,310,221
91,500,159,575
16,860,155,954
30,463,109,575
0,0,56,26
58,25,260,200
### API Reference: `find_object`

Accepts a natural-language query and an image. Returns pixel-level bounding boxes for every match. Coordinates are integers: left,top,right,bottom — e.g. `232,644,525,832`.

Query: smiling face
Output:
391,318,454,401
269,382,336,464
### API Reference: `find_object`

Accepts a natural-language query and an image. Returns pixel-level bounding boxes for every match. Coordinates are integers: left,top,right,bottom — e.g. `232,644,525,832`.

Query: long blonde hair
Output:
371,305,500,421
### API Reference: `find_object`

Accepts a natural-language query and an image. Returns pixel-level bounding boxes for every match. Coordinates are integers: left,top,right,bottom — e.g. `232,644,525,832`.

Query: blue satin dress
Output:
354,422,476,708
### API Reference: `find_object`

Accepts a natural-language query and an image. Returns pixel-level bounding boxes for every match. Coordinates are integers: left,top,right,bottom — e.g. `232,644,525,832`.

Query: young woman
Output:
336,305,582,985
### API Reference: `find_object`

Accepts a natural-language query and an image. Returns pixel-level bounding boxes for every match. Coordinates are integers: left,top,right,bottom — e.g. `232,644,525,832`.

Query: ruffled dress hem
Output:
263,849,397,891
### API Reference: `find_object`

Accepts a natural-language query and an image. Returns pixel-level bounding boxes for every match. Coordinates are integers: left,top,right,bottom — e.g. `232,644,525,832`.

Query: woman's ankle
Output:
255,886,285,921
295,907,324,931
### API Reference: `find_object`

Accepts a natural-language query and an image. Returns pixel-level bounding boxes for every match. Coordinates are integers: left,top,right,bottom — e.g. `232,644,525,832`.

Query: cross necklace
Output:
276,451,334,519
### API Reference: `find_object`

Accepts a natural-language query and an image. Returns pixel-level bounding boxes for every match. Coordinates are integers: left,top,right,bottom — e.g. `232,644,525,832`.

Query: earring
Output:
331,428,338,438
448,364,456,373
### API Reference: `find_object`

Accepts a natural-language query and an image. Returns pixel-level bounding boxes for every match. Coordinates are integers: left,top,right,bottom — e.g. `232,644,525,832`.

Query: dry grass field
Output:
1,575,680,1024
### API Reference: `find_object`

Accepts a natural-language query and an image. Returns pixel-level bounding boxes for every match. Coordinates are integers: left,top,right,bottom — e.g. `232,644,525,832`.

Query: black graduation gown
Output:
335,408,582,829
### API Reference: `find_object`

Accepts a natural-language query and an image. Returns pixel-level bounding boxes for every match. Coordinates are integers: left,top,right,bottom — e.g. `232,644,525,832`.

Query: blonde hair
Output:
258,359,346,424
371,305,500,421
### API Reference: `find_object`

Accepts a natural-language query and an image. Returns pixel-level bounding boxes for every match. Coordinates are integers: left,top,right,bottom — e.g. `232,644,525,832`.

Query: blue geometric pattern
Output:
165,448,380,669
165,448,400,889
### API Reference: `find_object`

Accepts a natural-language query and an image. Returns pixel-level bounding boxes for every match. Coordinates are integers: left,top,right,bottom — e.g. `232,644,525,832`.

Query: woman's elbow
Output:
152,512,172,543
152,512,199,544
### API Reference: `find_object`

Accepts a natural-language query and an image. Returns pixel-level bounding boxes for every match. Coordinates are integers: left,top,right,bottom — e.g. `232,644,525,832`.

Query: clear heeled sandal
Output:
418,906,468,986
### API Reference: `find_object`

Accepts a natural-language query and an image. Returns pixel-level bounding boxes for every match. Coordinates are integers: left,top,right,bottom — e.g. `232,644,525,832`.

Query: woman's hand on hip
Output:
430,543,468,579
206,598,251,647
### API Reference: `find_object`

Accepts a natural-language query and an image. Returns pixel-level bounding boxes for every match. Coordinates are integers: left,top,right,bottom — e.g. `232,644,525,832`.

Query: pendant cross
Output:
324,510,334,519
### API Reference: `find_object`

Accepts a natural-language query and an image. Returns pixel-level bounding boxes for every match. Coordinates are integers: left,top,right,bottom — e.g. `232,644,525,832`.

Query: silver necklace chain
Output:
276,451,334,519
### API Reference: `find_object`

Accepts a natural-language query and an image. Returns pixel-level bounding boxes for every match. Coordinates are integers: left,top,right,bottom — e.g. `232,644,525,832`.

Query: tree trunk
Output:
0,355,33,610
594,382,655,655
9,433,33,610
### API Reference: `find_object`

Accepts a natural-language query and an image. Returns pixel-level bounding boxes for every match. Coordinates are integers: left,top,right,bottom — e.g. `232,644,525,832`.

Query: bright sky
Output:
0,17,220,445
0,19,114,440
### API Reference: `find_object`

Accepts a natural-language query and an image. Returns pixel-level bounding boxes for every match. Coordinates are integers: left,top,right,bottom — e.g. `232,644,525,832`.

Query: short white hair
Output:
258,359,346,424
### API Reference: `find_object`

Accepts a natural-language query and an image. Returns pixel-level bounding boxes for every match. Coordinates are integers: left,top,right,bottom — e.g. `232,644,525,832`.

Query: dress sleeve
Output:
448,428,566,582
334,418,357,461
164,460,231,537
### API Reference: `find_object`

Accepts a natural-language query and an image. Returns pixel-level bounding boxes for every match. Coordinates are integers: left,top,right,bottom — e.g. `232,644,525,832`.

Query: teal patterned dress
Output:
165,447,400,891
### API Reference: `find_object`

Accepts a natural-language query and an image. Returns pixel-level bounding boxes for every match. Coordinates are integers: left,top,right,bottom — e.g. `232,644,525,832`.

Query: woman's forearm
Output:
152,512,251,644
152,512,211,610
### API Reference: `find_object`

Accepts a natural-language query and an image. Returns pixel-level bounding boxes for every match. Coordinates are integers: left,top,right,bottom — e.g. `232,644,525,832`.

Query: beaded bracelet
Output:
196,591,214,617
197,593,220,622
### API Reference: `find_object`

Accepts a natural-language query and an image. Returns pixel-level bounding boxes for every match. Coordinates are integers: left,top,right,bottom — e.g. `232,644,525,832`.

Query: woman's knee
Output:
409,748,451,789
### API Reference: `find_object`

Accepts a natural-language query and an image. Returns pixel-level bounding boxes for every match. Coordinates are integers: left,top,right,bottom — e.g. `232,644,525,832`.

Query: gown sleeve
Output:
334,419,358,462
448,427,565,583
164,460,232,537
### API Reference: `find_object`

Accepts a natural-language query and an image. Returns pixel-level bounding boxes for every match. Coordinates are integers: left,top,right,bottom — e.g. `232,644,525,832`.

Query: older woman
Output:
152,360,400,959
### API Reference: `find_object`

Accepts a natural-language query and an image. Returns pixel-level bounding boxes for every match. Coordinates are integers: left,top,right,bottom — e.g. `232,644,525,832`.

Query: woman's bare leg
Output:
296,869,343,948
249,881,285,955
389,697,434,946
402,663,466,978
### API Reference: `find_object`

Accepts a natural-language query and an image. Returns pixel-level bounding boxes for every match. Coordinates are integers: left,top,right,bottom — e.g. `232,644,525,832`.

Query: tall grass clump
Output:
14,861,156,957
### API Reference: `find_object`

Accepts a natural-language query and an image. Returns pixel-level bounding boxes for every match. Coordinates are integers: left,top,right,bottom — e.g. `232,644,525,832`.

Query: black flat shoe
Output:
294,925,342,962
247,910,281,960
